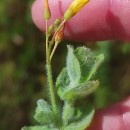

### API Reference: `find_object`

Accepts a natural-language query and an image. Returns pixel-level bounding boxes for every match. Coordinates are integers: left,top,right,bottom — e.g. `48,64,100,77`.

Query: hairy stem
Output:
62,100,72,126
46,64,57,112
46,21,49,62
46,20,57,113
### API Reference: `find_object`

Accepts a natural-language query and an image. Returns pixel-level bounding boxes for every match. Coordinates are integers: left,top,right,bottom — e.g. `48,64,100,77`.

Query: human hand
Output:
31,0,130,129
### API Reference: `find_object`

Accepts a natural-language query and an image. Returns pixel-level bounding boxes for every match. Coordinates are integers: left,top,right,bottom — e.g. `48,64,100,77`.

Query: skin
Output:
31,0,130,129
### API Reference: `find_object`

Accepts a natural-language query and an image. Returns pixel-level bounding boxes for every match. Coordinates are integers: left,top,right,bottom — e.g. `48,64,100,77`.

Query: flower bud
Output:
64,0,90,20
44,0,51,20
54,19,61,30
55,19,65,43
54,19,61,26
48,25,53,35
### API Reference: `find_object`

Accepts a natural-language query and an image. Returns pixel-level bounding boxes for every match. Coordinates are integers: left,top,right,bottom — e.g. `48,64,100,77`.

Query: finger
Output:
87,97,130,130
32,0,130,41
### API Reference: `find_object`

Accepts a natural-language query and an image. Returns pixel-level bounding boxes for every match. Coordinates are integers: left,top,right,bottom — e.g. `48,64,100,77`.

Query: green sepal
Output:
34,99,55,125
21,126,55,130
67,45,81,84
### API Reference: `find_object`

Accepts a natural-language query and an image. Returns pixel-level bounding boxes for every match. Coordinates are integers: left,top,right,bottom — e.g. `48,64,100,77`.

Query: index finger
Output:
32,0,130,41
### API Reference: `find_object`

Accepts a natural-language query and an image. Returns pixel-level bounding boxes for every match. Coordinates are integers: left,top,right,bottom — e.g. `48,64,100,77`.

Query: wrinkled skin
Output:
31,0,130,130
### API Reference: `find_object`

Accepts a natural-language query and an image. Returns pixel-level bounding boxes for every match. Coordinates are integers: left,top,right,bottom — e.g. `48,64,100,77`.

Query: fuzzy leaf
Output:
62,80,99,100
34,99,55,124
75,47,94,82
86,54,104,81
65,109,95,130
75,47,104,82
21,126,53,130
67,45,81,83
56,68,70,98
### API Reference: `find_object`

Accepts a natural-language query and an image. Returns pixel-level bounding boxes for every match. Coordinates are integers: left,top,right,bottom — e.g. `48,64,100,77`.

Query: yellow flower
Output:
64,0,90,20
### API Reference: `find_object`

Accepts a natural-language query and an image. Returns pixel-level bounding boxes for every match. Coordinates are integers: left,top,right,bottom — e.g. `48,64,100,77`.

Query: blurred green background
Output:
0,0,130,130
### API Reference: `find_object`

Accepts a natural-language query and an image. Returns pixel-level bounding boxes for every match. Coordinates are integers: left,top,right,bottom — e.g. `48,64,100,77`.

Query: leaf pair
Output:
56,46,104,101
22,108,94,130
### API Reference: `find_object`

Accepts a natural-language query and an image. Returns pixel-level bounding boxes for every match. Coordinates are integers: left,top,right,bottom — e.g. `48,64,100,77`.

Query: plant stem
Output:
50,41,59,61
46,64,57,112
62,100,72,126
46,21,49,62
45,20,57,113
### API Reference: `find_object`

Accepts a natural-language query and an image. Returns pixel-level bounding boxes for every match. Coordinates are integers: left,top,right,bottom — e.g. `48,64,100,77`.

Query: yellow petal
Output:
64,0,90,20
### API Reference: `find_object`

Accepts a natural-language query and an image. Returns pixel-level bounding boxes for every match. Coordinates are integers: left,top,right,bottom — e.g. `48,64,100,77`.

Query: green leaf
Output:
75,47,94,82
56,68,70,98
62,80,99,100
86,54,104,81
67,45,81,83
75,47,104,82
34,99,55,124
21,126,53,130
64,109,95,130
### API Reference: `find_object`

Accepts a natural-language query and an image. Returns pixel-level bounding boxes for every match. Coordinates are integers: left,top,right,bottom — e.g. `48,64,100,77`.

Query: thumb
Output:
88,97,130,130
32,0,130,41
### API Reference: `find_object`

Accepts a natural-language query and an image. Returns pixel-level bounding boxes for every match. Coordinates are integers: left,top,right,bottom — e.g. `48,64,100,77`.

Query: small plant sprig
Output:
22,0,104,130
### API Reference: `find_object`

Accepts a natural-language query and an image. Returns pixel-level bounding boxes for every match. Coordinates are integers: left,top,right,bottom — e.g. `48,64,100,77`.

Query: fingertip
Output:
32,0,45,32
31,0,130,41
